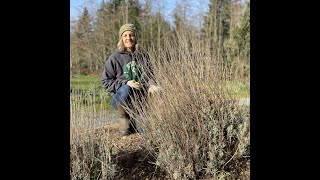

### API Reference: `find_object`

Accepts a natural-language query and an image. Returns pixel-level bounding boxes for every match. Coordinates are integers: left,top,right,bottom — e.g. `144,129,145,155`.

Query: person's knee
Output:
117,85,132,97
113,85,132,108
119,84,131,91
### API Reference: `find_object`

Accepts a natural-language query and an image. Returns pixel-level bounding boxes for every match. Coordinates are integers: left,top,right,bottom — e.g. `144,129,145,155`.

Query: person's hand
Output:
148,85,160,96
127,80,141,90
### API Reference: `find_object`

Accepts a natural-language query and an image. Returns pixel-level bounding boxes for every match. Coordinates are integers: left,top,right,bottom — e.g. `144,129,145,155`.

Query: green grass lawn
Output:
71,75,113,110
71,75,101,90
71,75,250,110
224,81,250,98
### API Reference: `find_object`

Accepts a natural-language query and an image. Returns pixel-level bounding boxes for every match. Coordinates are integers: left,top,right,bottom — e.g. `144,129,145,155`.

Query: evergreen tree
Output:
224,2,250,80
202,0,232,59
71,7,94,74
76,7,92,38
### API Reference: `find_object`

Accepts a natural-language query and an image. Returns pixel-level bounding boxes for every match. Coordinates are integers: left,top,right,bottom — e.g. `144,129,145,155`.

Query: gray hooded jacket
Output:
101,50,155,96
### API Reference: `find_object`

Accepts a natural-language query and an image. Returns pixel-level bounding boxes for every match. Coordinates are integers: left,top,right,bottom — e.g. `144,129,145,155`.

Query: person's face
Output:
121,31,136,50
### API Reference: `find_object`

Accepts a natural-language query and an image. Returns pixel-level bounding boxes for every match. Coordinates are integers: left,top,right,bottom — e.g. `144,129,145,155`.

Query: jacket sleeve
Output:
101,56,128,94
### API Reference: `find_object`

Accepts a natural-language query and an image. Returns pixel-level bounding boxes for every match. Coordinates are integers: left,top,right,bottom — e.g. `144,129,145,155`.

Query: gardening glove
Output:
127,80,141,90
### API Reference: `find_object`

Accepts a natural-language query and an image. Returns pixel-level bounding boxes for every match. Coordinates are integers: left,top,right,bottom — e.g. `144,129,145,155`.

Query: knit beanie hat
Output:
119,24,136,39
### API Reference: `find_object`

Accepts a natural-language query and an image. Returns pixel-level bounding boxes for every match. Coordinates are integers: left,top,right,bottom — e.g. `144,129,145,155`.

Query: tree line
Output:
70,0,250,81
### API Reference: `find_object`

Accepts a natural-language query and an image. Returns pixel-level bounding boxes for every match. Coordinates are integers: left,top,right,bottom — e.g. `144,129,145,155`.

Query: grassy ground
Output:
71,75,101,90
70,75,249,111
70,75,250,107
225,80,250,98
71,75,113,110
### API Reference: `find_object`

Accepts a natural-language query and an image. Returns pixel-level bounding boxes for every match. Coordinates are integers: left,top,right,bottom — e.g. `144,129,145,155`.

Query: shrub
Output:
128,32,250,179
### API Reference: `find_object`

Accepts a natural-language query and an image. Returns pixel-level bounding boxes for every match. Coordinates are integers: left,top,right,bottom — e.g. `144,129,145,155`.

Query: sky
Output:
70,0,249,21
70,0,210,25
70,0,89,21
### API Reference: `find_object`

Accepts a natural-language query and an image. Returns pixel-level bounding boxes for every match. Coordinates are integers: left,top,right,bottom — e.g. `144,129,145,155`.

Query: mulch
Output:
100,124,168,180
